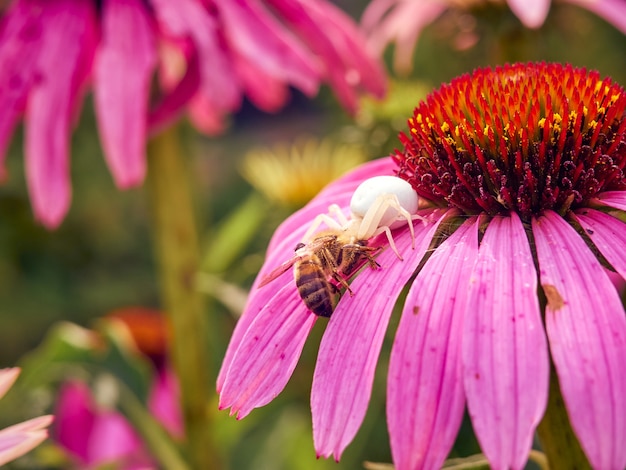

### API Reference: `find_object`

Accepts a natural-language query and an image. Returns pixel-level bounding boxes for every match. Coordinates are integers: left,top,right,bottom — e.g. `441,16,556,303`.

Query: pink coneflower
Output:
362,0,626,73
218,62,626,469
0,0,386,228
0,368,52,466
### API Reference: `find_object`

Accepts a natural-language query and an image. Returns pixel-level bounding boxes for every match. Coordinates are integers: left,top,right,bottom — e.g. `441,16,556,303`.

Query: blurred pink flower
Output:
54,370,181,469
218,63,626,469
362,0,626,73
0,368,52,466
0,0,386,228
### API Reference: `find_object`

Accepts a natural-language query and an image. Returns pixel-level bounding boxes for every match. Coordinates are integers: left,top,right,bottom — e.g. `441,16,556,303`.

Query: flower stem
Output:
147,124,220,469
536,364,591,470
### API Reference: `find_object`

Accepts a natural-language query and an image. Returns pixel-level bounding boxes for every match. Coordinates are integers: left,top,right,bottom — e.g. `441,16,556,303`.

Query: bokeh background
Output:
0,1,625,468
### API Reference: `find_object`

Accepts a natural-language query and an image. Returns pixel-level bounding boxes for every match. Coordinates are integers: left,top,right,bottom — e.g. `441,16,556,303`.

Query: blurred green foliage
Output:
0,2,625,469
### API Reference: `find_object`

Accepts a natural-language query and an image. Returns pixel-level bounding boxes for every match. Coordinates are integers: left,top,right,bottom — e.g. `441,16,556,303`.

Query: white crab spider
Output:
302,176,421,259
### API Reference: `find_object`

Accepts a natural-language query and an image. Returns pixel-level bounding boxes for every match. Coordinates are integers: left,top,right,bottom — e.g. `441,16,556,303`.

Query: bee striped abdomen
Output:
294,259,334,317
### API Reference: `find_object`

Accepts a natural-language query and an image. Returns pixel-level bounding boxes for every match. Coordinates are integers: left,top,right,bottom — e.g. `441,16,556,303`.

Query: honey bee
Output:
260,232,380,317
259,176,421,317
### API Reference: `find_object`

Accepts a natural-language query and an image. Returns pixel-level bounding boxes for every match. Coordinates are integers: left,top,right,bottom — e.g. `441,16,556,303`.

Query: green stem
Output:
536,365,591,470
148,124,220,469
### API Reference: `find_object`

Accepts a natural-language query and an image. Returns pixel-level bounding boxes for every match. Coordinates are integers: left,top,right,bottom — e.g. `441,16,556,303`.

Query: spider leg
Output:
356,194,398,240
328,204,349,225
302,212,343,241
371,225,403,260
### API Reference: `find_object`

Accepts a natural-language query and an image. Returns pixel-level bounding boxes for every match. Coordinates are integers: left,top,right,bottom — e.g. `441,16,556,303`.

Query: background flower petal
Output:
151,0,241,113
0,425,50,467
215,0,320,97
0,0,41,176
24,0,97,228
269,0,386,112
574,208,626,279
507,0,551,29
566,0,626,35
388,216,476,470
94,0,157,189
312,209,442,460
218,283,317,418
0,368,20,399
532,211,626,470
463,214,548,470
362,0,446,74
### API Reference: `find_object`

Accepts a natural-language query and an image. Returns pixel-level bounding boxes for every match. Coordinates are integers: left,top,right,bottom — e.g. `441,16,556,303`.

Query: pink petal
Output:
53,381,96,464
148,368,183,438
217,158,398,391
0,0,42,176
186,91,229,135
388,217,476,470
218,282,317,418
0,368,20,399
148,43,200,135
234,51,289,112
532,211,626,470
151,0,241,113
574,208,626,279
0,416,53,436
362,0,446,74
215,0,320,97
87,412,142,465
566,0,626,35
507,0,551,28
269,0,387,112
0,425,50,467
593,190,626,211
463,214,548,470
24,0,97,228
94,0,157,189
312,209,444,460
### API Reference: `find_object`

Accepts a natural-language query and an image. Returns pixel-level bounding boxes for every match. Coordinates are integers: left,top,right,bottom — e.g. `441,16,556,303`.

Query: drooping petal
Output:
0,416,52,467
87,412,143,465
148,44,201,135
463,214,548,470
593,190,626,211
0,368,20,399
362,0,446,74
507,0,551,29
388,217,476,470
148,368,183,438
151,0,241,114
234,51,289,113
532,211,626,470
312,209,443,460
215,0,320,97
269,0,386,112
0,0,41,176
218,283,317,418
53,381,96,464
24,0,97,228
94,0,157,188
566,0,626,35
574,208,626,279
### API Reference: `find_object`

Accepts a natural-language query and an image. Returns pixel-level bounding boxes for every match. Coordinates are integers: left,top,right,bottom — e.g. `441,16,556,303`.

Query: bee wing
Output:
258,256,299,288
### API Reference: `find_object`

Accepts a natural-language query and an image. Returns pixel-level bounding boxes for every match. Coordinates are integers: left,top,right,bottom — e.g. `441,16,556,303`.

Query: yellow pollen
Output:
583,106,588,116
594,82,602,93
553,113,562,124
538,117,546,128
441,122,450,133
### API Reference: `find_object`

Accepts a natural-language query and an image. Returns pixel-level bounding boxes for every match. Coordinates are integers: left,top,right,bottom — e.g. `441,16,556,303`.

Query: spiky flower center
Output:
394,63,626,221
